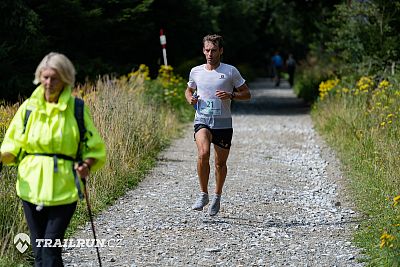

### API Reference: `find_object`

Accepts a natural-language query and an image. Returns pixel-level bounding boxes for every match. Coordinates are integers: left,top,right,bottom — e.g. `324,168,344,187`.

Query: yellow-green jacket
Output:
1,85,106,206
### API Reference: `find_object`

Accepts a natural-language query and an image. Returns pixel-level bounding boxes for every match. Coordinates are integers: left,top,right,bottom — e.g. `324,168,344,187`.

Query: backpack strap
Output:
74,97,86,200
17,108,32,162
74,97,86,161
23,109,32,134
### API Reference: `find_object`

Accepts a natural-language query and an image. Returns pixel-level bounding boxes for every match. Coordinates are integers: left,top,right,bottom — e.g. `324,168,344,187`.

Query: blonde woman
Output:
1,52,106,266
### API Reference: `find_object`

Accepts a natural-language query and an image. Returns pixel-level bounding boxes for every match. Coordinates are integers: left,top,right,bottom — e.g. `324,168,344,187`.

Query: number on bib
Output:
199,99,222,115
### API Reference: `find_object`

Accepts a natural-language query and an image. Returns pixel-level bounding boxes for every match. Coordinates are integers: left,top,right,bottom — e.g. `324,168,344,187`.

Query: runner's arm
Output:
232,83,251,100
185,87,198,105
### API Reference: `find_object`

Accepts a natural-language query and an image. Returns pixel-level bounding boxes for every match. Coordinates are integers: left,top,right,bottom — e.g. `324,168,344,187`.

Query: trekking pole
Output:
81,174,102,267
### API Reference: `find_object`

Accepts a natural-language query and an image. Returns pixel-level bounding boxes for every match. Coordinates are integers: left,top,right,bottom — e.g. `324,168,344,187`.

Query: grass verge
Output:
312,75,400,266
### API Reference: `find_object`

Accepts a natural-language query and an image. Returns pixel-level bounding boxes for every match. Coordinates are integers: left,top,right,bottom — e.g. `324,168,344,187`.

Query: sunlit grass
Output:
312,74,400,265
0,65,191,265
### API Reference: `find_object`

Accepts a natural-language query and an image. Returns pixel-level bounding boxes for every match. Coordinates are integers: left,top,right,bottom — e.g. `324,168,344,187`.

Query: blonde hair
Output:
33,52,76,86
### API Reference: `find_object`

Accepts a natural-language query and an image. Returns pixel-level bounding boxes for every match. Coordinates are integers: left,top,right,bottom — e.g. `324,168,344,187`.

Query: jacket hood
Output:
28,85,73,112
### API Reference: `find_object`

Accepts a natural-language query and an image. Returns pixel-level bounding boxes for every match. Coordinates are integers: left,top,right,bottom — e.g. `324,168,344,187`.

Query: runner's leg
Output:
214,145,230,195
195,128,212,193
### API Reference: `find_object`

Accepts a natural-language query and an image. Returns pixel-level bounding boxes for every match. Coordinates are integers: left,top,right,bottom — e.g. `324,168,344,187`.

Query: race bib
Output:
198,98,222,115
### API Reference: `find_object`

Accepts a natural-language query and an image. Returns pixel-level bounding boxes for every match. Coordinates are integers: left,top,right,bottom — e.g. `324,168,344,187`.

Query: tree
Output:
0,0,346,100
326,1,400,74
0,0,44,100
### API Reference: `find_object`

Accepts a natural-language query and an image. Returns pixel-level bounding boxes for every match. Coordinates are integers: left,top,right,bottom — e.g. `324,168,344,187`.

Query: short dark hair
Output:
203,34,223,49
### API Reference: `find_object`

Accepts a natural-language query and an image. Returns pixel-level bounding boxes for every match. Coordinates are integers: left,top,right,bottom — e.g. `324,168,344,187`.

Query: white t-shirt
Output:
187,63,245,129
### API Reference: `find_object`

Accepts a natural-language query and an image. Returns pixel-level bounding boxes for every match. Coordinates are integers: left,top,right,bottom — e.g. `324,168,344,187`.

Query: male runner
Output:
185,34,251,216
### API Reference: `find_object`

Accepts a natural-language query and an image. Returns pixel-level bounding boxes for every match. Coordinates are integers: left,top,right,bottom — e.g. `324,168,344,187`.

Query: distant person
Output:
185,34,251,216
271,51,283,87
286,53,296,87
0,52,106,266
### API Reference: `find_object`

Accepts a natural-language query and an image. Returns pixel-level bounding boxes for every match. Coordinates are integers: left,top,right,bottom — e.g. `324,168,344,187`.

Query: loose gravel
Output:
63,79,365,267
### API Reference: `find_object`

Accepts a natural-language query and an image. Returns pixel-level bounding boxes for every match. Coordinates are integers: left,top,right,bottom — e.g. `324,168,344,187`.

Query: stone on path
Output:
64,79,364,267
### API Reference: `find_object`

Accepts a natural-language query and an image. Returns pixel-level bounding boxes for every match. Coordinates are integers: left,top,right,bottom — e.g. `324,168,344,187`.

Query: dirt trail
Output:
64,78,364,267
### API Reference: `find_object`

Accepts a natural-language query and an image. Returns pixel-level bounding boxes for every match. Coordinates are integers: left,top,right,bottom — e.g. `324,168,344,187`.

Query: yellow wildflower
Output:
318,78,340,100
356,76,374,93
380,231,395,248
341,87,349,94
378,80,390,90
393,195,400,207
128,64,150,80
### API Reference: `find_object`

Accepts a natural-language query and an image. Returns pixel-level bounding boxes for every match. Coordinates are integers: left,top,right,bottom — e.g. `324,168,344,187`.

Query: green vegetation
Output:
313,74,400,266
294,1,400,103
304,1,400,265
0,65,193,266
1,0,341,101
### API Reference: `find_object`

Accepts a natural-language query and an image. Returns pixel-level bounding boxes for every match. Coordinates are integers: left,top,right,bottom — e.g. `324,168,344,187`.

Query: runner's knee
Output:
198,150,210,161
215,162,227,170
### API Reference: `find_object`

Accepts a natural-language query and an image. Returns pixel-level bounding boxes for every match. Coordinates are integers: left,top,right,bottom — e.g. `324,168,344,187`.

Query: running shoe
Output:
208,194,221,216
192,192,209,211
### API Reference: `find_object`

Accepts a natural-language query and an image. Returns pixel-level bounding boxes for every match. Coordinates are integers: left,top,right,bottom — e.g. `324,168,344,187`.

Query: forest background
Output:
2,0,339,101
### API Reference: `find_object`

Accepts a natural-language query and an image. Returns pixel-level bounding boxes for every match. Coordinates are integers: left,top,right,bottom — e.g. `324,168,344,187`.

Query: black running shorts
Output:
194,124,233,149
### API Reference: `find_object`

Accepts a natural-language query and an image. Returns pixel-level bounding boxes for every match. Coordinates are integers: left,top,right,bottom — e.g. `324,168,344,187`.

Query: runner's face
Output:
203,41,223,66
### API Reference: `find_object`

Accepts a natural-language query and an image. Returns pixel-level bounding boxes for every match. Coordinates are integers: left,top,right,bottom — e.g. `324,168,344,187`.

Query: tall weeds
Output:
312,74,400,265
71,74,180,222
0,67,190,266
0,104,29,266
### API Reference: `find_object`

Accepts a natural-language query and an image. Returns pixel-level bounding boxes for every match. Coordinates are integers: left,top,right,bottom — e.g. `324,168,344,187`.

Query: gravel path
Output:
64,79,364,267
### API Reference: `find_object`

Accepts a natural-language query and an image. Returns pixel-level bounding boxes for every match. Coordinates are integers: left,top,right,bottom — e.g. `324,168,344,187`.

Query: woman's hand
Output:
0,152,16,164
75,162,90,179
75,158,95,179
